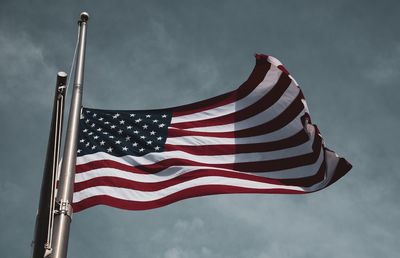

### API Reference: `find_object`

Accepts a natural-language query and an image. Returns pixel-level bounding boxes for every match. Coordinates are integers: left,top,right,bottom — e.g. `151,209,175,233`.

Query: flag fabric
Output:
73,54,352,212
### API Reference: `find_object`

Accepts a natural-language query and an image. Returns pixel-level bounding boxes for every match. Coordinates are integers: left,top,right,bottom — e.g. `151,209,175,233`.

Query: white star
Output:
98,117,104,121
142,124,148,129
132,142,138,147
139,148,144,152
86,110,91,113
77,149,82,153
109,135,114,139
96,128,102,132
100,140,105,145
91,145,96,150
103,132,109,135
115,140,121,144
157,136,163,141
152,119,158,123
133,130,139,134
83,129,88,133
85,142,90,147
125,136,131,141
129,113,135,117
122,146,128,151
110,125,116,129
79,139,85,143
135,118,142,123
145,114,151,118
119,120,125,125
118,129,123,134
112,113,120,119
104,121,110,125
85,119,90,123
146,140,152,145
93,113,97,117
127,125,132,129
150,131,156,135
107,147,113,152
158,123,165,128
88,132,93,136
140,135,146,139
91,123,96,128
161,114,167,118
154,146,160,151
94,135,99,139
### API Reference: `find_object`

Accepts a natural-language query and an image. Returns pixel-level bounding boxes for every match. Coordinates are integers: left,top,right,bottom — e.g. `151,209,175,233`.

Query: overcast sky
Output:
1,1,399,258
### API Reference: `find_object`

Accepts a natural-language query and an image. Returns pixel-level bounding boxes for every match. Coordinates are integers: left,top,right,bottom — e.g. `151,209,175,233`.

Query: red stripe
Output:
172,58,271,117
75,151,317,174
171,74,293,129
74,157,327,193
76,130,321,175
235,93,304,138
277,65,290,75
164,129,308,155
168,92,305,138
72,184,304,212
76,159,148,174
74,170,280,192
279,157,326,187
255,53,269,60
327,157,352,186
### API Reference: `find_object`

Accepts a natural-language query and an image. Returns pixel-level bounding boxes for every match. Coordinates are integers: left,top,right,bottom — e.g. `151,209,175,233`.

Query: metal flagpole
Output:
50,12,89,258
31,72,67,258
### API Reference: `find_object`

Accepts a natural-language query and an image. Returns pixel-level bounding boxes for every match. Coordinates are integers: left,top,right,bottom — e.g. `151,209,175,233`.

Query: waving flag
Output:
73,54,352,212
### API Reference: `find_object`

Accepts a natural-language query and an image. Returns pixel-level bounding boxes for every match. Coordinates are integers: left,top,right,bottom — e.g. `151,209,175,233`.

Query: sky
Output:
0,0,399,257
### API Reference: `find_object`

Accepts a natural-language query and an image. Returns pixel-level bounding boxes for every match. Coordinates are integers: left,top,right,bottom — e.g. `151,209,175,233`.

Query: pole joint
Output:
54,200,73,220
57,85,66,94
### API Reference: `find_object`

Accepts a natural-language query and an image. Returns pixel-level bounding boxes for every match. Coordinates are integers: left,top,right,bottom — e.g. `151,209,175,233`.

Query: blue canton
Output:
77,108,172,157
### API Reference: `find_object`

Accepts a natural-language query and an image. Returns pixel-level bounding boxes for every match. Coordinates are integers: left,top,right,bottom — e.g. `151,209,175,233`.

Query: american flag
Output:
73,54,352,212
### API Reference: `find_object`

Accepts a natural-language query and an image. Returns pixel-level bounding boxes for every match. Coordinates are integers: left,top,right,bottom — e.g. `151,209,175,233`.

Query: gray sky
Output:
1,1,399,257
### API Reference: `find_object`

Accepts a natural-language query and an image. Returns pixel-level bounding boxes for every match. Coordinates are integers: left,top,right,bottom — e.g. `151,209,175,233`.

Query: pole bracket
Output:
54,200,73,220
44,243,53,258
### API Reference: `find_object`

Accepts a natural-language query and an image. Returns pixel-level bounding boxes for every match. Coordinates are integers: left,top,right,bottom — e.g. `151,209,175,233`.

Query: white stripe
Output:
303,150,340,192
77,126,315,166
187,83,300,132
75,149,324,184
259,146,324,179
267,56,299,85
166,110,305,146
171,66,282,123
73,176,305,203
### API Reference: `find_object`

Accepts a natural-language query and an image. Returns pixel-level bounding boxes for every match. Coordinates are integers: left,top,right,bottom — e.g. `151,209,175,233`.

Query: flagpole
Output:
51,12,89,258
31,72,67,258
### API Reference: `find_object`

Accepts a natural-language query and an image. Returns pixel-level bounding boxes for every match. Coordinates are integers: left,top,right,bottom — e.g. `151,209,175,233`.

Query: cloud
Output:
1,1,400,258
152,217,205,245
363,44,400,85
0,31,57,107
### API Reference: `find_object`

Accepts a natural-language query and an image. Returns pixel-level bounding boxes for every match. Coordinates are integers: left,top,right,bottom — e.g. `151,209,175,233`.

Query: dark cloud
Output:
1,1,399,257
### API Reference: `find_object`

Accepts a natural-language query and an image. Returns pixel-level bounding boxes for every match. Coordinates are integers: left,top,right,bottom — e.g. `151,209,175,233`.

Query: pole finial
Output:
56,71,68,90
57,71,68,78
80,12,89,22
